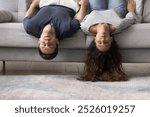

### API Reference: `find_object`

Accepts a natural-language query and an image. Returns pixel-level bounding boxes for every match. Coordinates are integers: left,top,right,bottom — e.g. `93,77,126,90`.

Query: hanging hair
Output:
78,38,127,81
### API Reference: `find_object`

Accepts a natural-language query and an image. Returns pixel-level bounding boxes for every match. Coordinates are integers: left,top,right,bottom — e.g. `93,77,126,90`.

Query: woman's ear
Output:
109,24,116,33
94,36,97,44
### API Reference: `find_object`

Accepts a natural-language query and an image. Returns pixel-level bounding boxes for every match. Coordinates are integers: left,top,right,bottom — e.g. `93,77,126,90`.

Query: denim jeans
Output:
88,0,127,17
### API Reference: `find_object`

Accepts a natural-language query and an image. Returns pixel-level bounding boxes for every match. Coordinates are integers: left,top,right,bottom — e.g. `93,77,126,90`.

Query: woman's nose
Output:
45,40,49,44
100,31,106,36
101,37,105,41
101,37,107,42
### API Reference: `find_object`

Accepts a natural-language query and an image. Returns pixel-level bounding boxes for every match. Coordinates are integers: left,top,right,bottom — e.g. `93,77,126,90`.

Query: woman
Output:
78,0,137,81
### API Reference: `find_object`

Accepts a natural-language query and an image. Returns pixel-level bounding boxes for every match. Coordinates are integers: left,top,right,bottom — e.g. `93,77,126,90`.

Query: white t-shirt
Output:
81,9,137,35
39,0,79,12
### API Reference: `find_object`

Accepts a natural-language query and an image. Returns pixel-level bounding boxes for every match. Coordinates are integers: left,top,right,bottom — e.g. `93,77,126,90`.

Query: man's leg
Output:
88,0,107,12
25,0,40,17
108,0,127,18
75,0,88,23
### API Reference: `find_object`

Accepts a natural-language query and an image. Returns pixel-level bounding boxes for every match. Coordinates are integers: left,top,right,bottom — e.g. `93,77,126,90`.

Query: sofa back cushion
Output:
0,0,27,22
0,10,13,22
142,0,150,23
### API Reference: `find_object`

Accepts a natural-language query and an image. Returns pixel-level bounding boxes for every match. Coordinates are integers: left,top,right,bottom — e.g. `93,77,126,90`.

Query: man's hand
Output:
127,0,136,12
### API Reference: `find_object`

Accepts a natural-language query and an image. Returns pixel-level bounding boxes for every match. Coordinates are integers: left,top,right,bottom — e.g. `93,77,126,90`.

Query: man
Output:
23,0,88,60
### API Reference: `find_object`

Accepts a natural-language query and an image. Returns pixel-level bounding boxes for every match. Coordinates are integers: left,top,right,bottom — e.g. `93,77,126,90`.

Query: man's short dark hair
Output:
38,44,58,60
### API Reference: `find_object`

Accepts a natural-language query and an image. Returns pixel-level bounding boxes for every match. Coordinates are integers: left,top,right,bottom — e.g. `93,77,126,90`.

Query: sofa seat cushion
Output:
0,23,86,49
86,24,150,49
0,23,38,48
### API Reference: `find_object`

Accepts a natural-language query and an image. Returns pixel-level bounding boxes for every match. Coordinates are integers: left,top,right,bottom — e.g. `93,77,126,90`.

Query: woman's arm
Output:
124,0,137,22
114,0,137,34
25,0,40,17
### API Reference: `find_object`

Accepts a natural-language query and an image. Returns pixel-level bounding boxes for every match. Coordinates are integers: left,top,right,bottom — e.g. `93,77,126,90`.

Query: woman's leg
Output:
88,0,107,12
108,0,127,18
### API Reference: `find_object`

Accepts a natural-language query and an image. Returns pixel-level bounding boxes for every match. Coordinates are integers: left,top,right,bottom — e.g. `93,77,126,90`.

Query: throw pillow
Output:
0,10,13,23
142,0,150,23
135,0,143,15
134,0,143,23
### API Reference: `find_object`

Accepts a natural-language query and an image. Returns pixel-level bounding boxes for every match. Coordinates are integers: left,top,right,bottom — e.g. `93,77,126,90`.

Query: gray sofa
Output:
0,0,150,74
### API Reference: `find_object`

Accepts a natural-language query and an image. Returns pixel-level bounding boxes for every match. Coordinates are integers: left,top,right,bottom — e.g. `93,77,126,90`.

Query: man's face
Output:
38,24,58,54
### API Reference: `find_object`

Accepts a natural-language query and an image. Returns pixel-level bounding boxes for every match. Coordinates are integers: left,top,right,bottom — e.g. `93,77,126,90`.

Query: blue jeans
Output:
88,0,127,17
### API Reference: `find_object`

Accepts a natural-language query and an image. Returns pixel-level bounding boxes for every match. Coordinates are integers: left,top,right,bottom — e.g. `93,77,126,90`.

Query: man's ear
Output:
110,36,113,42
56,38,59,44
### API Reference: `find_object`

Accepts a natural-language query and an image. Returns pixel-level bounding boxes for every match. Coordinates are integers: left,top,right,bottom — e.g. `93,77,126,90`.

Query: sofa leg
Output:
2,61,6,75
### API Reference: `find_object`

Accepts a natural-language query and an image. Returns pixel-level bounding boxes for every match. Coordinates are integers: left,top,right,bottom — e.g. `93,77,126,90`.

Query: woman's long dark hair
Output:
78,38,127,81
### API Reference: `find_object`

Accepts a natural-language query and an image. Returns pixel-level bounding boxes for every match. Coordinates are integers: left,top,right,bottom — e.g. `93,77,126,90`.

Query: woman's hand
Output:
127,0,136,12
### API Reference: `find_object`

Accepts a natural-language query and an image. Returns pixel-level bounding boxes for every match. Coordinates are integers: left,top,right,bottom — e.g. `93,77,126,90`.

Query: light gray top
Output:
39,0,79,12
81,9,137,35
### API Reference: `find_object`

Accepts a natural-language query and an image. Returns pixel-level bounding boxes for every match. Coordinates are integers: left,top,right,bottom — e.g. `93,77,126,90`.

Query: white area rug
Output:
0,75,150,100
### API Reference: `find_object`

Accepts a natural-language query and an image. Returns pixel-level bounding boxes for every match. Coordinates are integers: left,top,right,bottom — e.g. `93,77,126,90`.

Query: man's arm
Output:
25,0,40,17
75,0,88,23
